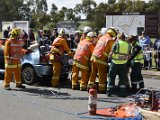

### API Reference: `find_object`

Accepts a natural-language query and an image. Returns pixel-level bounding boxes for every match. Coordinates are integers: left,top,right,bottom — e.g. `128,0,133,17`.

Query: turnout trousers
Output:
51,61,62,87
88,61,107,92
4,67,22,87
72,64,89,90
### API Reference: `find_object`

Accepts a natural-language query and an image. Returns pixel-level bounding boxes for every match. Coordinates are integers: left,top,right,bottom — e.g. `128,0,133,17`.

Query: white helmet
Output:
59,28,65,35
100,27,108,35
86,32,95,38
83,26,92,34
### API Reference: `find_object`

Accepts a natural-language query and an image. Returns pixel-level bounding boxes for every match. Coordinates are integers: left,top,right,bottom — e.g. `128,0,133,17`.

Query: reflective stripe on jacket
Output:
90,55,108,66
10,40,23,59
73,61,89,70
112,40,130,64
5,64,21,68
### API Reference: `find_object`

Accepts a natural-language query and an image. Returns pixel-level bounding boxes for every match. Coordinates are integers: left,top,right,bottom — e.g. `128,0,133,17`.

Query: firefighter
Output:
3,28,27,90
128,35,144,93
72,32,95,91
88,28,117,93
50,29,73,87
80,26,92,41
107,33,131,97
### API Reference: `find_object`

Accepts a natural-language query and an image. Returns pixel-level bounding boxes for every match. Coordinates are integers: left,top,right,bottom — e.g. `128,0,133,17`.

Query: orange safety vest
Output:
92,36,110,58
10,40,23,59
74,40,92,64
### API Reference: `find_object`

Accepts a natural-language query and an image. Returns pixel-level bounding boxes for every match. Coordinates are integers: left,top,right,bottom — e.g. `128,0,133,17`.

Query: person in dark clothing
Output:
29,29,35,43
153,35,160,69
74,30,81,48
3,26,11,38
50,29,58,44
128,35,144,93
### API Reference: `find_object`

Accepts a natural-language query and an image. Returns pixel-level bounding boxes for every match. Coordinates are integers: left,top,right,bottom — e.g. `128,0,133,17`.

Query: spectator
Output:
67,34,74,49
74,30,81,48
21,30,30,49
153,35,160,69
139,31,152,69
50,30,58,44
21,29,28,40
36,30,43,43
29,29,35,44
3,26,11,38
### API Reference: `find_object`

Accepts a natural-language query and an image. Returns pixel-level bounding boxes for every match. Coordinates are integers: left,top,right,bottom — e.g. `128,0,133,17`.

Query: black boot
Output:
16,85,26,89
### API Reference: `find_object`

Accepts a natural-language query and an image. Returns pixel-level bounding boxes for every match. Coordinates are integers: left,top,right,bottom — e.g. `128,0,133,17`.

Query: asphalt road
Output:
0,76,160,120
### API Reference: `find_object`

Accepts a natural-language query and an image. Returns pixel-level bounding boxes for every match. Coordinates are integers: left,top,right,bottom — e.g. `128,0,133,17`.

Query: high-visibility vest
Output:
74,40,92,64
92,35,110,58
133,42,144,64
112,40,130,64
10,40,23,59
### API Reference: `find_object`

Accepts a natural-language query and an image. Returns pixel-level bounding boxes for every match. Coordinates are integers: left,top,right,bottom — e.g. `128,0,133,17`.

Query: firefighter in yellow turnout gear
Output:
72,32,95,91
88,28,117,93
3,28,26,90
50,29,73,87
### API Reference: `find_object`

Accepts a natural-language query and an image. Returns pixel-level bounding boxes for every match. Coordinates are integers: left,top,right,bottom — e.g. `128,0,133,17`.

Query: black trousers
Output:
130,62,144,90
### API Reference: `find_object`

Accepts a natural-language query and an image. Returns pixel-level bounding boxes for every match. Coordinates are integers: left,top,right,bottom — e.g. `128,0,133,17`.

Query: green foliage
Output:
108,0,116,4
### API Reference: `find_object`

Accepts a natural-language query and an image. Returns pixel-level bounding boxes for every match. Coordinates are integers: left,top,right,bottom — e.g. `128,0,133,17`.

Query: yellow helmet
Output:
107,28,117,37
10,28,21,38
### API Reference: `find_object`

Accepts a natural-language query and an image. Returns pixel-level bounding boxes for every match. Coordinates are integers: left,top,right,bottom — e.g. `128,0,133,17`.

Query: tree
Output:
35,0,48,13
91,3,108,29
81,0,97,24
108,0,116,4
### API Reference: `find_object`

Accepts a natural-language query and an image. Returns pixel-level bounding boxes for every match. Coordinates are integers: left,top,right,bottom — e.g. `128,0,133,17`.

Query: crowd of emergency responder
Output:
2,26,160,97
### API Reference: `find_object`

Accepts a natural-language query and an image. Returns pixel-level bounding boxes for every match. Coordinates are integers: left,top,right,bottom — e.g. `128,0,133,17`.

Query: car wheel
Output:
22,66,37,85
